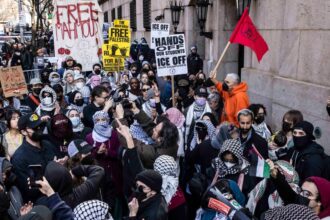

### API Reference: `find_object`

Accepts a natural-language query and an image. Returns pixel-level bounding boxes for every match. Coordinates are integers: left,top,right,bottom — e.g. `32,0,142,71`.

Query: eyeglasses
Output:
98,96,110,100
142,88,150,92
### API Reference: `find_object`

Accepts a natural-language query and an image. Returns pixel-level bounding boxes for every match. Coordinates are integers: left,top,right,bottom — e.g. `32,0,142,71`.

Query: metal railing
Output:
23,69,41,84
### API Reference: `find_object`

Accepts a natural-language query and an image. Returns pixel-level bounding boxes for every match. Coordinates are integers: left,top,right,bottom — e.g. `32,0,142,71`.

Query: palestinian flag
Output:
249,145,270,178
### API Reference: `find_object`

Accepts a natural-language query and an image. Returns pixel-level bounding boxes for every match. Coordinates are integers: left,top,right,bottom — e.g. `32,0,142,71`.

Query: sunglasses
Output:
142,88,150,92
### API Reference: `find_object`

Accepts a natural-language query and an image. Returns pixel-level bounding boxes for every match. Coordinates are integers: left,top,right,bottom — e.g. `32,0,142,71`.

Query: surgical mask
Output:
222,82,229,91
50,77,61,84
139,55,144,61
74,70,80,75
70,116,81,127
293,135,310,150
42,97,52,105
76,82,85,89
224,162,236,169
195,97,206,106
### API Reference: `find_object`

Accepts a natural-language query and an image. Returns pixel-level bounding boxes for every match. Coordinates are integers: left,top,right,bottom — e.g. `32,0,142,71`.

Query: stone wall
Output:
242,0,330,152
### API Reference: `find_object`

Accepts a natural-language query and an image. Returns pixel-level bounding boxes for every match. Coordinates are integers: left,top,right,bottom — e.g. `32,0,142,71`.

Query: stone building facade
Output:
100,0,330,152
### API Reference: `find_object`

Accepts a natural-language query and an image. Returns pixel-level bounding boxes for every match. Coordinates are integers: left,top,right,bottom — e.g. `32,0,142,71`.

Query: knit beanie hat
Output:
164,108,185,128
264,204,320,220
136,170,162,192
154,155,177,177
307,176,330,219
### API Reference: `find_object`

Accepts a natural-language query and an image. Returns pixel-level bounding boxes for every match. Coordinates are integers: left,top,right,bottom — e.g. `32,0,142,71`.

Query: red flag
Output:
229,8,269,62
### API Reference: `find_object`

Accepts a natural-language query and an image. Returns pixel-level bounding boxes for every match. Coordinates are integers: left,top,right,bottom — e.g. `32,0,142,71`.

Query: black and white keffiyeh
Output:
264,204,319,220
154,155,179,204
215,139,250,178
74,200,113,220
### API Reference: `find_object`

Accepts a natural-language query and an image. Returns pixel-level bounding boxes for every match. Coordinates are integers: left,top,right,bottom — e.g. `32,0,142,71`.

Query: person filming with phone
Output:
11,113,57,202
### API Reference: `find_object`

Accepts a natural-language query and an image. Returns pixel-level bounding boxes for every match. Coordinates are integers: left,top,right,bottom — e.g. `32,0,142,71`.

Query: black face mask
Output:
255,116,265,125
75,99,84,106
33,88,42,95
148,75,155,81
94,69,101,75
132,185,147,203
81,155,95,165
178,87,189,98
282,122,292,133
293,135,310,150
222,82,229,91
196,79,204,85
30,129,44,142
56,95,63,101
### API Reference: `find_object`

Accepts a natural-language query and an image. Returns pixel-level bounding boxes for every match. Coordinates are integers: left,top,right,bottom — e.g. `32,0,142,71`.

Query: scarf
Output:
92,126,112,143
130,120,154,145
193,102,206,120
74,200,113,220
253,122,271,141
161,175,179,204
190,119,216,151
246,160,300,214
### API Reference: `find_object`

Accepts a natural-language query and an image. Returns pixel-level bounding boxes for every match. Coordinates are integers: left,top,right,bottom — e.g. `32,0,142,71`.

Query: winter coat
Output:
42,162,104,209
291,141,325,183
187,53,203,75
215,82,250,126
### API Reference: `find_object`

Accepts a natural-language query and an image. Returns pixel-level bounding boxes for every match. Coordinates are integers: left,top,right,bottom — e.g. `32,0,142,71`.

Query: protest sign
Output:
0,66,28,98
108,19,131,57
150,23,170,49
52,0,103,71
154,34,188,77
102,44,124,72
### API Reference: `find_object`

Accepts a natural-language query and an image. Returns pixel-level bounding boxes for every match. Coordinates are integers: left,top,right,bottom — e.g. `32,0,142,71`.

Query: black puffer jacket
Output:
291,141,325,183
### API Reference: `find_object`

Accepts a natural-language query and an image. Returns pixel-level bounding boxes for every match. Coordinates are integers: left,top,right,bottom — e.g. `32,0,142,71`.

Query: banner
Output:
154,34,188,77
0,66,28,98
52,0,103,71
102,44,124,72
150,23,170,49
108,19,131,57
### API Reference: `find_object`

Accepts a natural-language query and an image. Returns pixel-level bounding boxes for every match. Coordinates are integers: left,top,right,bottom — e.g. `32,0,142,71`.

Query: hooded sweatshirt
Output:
216,82,250,126
35,86,57,117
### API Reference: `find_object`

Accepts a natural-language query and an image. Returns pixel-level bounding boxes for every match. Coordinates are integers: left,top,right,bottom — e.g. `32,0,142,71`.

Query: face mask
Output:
75,99,84,106
31,129,44,142
76,82,85,89
70,116,81,127
197,78,204,85
178,87,189,98
255,116,265,124
56,95,63,101
133,185,147,203
197,129,208,141
50,77,61,84
94,69,101,75
195,97,206,106
108,76,115,82
33,88,42,95
282,121,292,133
293,135,310,150
222,82,230,91
139,55,144,61
81,154,94,165
43,97,53,105
224,162,236,169
149,99,156,108
74,70,80,75
148,75,155,81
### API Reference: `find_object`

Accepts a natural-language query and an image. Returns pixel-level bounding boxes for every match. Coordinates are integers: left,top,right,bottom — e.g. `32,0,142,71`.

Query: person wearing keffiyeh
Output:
74,200,114,220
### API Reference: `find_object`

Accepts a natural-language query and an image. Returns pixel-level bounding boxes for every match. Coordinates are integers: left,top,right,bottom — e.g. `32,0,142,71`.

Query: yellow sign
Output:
102,44,125,72
108,19,131,57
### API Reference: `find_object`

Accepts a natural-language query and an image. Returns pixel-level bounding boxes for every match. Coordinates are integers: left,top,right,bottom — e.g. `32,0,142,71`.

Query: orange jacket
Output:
216,81,250,126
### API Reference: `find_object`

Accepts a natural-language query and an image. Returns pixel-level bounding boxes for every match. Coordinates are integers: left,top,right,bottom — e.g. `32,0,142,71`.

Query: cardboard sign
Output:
150,23,170,49
52,0,103,71
108,19,131,57
154,34,188,77
0,66,28,98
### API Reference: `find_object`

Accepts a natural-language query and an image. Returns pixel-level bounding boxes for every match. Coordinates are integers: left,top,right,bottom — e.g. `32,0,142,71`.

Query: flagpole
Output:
171,75,175,107
211,41,231,78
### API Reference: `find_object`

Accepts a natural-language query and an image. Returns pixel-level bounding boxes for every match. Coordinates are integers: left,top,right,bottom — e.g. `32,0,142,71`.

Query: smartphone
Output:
28,164,43,188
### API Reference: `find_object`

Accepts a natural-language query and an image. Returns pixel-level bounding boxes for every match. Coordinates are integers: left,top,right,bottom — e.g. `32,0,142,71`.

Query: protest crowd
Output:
1,9,330,220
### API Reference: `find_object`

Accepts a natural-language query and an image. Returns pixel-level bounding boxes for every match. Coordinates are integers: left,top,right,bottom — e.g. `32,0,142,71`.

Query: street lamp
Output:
169,0,183,33
196,0,212,39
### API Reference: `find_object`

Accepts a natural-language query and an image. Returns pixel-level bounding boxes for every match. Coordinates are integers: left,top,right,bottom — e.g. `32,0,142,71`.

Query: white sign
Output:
52,0,103,71
154,34,188,77
150,23,170,49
